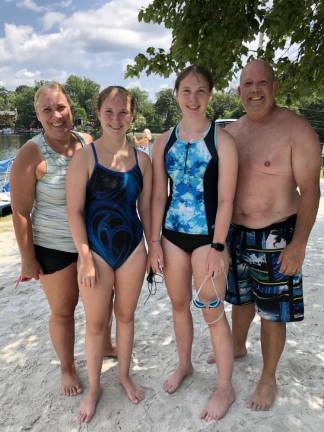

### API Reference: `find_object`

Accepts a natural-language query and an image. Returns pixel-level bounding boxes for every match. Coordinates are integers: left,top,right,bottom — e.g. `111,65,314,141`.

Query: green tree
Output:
65,75,100,124
298,97,324,146
0,87,15,111
128,87,155,131
14,85,38,129
210,91,244,120
154,88,180,131
126,0,324,99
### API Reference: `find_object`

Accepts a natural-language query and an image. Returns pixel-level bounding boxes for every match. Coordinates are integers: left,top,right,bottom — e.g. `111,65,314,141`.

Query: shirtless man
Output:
225,59,321,410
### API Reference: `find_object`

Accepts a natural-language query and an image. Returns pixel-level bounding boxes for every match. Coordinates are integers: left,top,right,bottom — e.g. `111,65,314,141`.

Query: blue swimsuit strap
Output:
90,142,99,165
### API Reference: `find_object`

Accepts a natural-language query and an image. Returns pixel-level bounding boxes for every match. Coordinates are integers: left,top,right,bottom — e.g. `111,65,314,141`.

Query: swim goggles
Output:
192,274,227,326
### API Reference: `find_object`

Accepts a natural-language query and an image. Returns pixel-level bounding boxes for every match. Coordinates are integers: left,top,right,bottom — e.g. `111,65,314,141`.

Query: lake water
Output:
0,134,32,160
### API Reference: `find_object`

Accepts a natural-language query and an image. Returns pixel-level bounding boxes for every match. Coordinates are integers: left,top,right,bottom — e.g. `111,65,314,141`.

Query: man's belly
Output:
233,172,299,228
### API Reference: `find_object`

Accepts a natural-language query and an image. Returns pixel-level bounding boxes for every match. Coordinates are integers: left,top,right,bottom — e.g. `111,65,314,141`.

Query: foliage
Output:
128,87,155,131
0,87,15,111
154,88,180,130
126,0,324,99
14,85,38,128
298,96,324,145
65,75,100,125
210,91,244,120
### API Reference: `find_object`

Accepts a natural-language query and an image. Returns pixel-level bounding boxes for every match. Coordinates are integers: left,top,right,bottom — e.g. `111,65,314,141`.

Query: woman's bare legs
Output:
114,241,147,404
78,253,114,423
162,237,194,394
41,263,81,396
192,246,235,421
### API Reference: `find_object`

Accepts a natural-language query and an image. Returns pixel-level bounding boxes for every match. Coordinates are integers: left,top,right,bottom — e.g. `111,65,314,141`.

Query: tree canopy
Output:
126,0,324,99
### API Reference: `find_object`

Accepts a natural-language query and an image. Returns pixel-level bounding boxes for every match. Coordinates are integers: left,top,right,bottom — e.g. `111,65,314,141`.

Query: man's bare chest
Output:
237,131,292,175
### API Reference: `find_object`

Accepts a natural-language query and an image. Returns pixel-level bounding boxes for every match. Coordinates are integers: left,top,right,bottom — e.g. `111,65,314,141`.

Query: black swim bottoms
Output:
162,228,212,254
34,245,78,275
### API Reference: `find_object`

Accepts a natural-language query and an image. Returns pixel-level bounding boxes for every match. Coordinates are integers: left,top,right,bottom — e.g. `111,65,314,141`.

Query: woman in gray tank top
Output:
10,82,94,396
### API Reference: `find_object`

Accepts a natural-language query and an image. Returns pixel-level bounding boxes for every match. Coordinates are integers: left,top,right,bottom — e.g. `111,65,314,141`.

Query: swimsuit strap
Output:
70,130,86,147
90,142,99,165
133,147,140,166
214,124,218,150
204,121,218,161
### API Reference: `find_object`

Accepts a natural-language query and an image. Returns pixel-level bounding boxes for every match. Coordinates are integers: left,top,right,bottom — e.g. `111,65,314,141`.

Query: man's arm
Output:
279,116,321,275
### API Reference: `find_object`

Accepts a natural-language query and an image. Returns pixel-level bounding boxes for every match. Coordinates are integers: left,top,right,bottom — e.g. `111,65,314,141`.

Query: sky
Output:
0,0,175,100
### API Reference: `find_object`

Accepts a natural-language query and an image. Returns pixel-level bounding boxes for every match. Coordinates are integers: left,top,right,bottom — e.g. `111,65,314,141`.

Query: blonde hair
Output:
143,128,152,140
34,81,72,110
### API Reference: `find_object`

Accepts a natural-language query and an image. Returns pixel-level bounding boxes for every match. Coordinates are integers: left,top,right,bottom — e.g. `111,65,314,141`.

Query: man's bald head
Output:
240,59,275,84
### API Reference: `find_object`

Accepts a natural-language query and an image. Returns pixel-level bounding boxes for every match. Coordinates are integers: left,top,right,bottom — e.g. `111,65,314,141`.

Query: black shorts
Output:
34,245,78,275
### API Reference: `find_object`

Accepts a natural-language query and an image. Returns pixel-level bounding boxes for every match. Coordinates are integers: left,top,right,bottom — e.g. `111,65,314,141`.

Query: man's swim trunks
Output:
225,215,304,322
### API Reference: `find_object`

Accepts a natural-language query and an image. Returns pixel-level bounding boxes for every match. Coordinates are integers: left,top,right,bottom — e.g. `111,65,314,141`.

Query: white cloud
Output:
17,0,45,13
0,3,170,64
126,80,143,90
0,1,172,91
41,12,65,31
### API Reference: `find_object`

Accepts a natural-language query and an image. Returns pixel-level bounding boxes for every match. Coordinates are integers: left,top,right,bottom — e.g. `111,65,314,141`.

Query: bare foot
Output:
207,347,247,364
248,379,277,410
120,376,145,404
78,386,102,423
163,365,193,394
103,344,118,358
200,385,235,421
61,370,83,396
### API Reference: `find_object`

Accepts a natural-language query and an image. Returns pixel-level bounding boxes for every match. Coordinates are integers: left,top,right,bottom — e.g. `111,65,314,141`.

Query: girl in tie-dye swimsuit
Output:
149,65,238,422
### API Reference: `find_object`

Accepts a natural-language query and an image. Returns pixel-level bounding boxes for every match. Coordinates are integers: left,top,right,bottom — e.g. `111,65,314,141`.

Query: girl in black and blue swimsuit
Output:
149,65,238,422
67,86,152,424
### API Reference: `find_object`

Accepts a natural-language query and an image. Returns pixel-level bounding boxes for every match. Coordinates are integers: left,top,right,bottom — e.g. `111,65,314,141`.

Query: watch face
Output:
211,242,225,251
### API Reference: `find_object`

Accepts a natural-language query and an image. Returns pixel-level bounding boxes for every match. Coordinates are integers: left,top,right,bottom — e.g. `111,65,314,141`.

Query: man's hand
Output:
278,242,306,275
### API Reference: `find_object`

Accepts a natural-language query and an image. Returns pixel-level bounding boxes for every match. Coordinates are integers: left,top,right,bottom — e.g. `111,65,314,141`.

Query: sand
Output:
1,186,324,431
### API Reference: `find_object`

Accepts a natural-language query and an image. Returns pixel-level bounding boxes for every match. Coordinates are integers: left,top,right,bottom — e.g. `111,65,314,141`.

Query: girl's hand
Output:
148,242,164,274
78,255,96,289
206,249,228,279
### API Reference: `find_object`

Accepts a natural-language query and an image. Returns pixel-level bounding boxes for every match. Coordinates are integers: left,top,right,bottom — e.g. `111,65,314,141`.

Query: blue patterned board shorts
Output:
225,215,304,322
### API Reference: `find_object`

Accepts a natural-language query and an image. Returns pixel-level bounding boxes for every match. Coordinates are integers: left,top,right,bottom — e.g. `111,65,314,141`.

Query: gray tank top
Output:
31,131,85,252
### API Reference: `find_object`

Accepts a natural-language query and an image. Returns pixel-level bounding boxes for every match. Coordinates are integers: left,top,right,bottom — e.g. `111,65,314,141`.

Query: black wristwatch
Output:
211,242,225,251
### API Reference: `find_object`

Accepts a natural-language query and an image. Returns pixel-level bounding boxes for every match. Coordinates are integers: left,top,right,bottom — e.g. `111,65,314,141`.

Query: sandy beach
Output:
1,185,323,432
